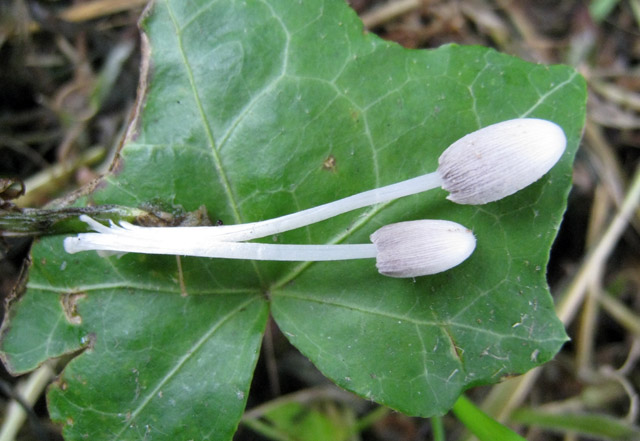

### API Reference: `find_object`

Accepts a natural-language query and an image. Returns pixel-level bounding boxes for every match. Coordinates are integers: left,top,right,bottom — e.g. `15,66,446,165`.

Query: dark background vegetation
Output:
1,1,639,440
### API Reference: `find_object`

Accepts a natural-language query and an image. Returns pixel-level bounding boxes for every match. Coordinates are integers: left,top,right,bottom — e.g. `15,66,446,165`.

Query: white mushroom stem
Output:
63,217,476,278
74,172,444,245
64,215,377,260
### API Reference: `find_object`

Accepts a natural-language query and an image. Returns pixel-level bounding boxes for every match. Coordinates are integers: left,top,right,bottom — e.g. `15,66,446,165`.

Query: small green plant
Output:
0,0,586,440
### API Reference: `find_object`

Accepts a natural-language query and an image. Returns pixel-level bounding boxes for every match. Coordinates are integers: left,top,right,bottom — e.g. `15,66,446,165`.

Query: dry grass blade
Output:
478,166,640,426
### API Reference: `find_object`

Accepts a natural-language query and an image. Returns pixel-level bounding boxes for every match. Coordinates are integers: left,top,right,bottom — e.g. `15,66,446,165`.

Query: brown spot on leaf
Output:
322,154,337,172
60,292,87,325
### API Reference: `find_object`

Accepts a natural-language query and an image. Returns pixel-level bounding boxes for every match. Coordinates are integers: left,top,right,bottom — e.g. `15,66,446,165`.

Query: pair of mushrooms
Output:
65,118,567,278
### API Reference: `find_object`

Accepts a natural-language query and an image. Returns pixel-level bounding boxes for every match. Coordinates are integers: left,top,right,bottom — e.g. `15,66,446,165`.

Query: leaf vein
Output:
164,1,241,223
521,70,579,117
111,295,262,439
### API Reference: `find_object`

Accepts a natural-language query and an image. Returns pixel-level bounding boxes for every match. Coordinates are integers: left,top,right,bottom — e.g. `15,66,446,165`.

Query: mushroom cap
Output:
437,118,567,205
371,219,476,278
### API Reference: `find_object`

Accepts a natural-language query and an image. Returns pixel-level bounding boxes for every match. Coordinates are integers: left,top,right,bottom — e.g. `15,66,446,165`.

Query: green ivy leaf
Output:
0,0,586,439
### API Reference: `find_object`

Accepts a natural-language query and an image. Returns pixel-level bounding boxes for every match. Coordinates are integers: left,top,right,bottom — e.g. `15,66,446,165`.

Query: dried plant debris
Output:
0,1,638,440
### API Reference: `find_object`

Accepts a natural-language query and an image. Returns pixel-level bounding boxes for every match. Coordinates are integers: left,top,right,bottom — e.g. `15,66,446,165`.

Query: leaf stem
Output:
431,415,445,441
451,395,527,441
0,205,152,237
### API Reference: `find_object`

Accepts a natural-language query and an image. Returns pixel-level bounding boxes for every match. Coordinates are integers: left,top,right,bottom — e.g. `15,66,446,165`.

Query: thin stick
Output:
556,165,640,325
0,362,55,441
360,0,421,28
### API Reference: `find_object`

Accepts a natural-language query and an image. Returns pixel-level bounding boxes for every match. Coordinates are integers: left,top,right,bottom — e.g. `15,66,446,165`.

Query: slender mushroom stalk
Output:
65,118,565,245
64,217,476,278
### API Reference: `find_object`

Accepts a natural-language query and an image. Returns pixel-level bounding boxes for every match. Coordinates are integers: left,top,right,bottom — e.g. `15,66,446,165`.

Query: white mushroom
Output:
64,217,475,278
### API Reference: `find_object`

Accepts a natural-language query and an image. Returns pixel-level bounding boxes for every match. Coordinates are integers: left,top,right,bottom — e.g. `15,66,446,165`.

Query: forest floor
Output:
1,1,639,440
